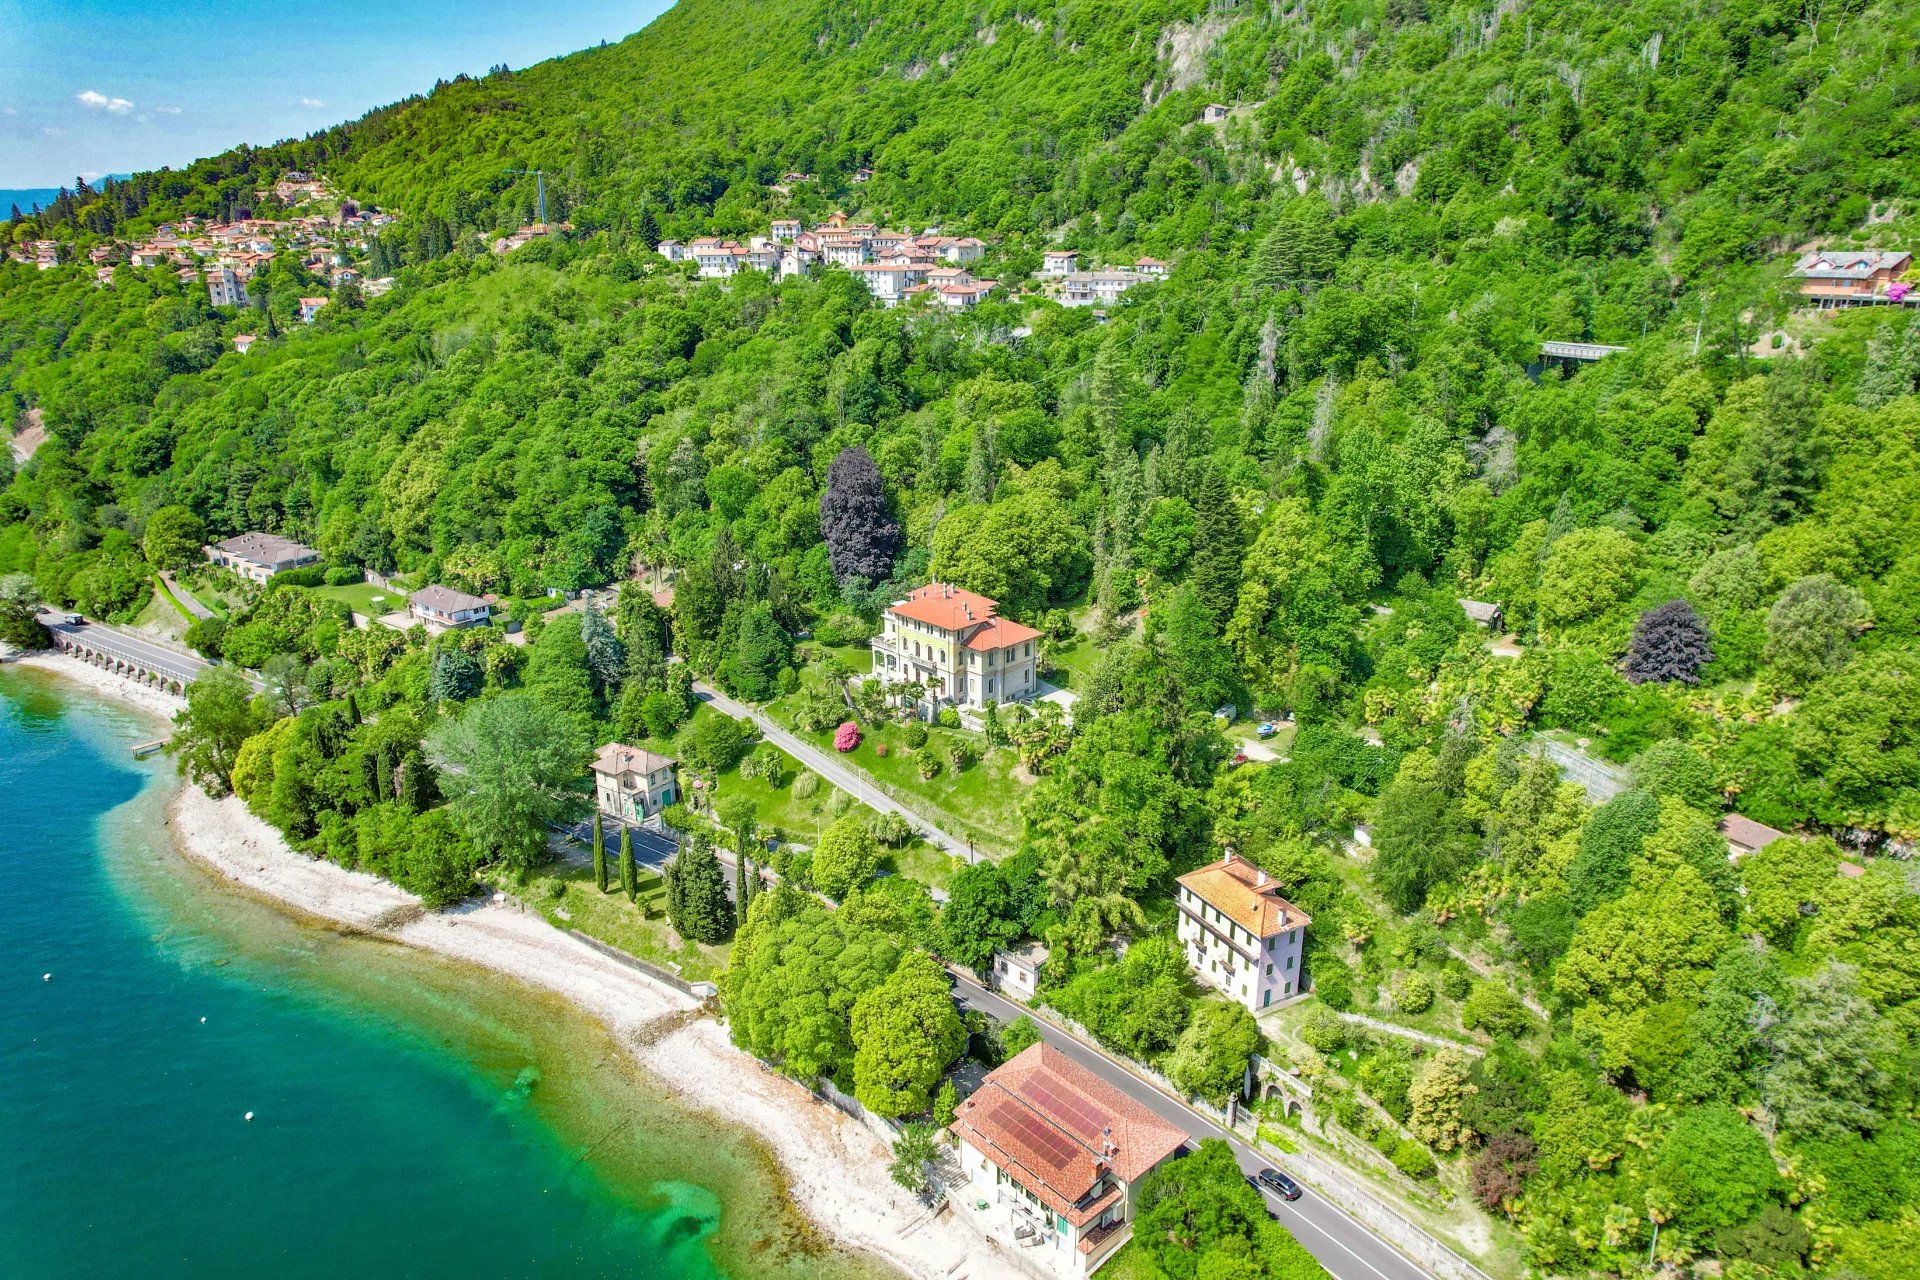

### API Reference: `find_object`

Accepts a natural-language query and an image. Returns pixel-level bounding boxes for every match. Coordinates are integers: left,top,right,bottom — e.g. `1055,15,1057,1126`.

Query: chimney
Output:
1223,849,1234,865
1255,869,1268,888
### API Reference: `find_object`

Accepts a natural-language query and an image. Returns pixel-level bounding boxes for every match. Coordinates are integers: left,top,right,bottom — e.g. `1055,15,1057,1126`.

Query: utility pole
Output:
506,169,547,225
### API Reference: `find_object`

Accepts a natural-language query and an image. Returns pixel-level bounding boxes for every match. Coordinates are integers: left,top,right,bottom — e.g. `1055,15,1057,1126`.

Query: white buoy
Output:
200,1017,207,1024
42,973,51,982
244,1112,254,1122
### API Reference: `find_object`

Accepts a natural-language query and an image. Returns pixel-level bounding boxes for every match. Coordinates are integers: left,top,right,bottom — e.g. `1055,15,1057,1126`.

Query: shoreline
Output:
163,787,1020,1280
6,648,187,722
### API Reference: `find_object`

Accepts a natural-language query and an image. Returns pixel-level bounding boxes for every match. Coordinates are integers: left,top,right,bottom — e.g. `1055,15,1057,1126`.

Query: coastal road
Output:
693,682,972,862
951,974,1437,1280
41,615,213,688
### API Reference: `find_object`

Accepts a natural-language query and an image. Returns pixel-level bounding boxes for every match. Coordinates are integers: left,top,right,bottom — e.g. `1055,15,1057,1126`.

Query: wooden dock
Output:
131,739,170,759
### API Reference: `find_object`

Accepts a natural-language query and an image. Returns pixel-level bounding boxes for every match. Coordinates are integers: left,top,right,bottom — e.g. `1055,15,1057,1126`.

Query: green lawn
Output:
314,580,408,617
766,712,1030,857
811,642,874,675
515,862,729,984
1228,719,1297,758
1042,635,1102,689
698,740,962,891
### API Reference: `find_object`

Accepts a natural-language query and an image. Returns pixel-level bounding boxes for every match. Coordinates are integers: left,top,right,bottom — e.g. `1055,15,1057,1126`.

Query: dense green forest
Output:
6,0,1920,1276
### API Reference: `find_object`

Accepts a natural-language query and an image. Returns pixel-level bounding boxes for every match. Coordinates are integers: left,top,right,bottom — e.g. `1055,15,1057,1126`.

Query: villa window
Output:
1287,955,1295,970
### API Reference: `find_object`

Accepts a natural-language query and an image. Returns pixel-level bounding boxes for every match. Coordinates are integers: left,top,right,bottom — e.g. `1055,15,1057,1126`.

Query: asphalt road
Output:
693,681,973,862
952,974,1436,1280
42,616,212,686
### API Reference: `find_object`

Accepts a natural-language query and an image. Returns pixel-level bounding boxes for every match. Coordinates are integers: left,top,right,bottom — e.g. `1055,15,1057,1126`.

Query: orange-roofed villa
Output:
1177,852,1311,1013
949,1042,1188,1276
872,582,1041,714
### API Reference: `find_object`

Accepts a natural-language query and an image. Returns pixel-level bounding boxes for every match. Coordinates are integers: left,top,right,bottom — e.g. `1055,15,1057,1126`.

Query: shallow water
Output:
0,668,889,1280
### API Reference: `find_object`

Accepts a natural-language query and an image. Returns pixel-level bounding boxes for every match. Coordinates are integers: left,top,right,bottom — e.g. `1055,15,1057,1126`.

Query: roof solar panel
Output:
989,1097,1081,1174
1023,1072,1112,1141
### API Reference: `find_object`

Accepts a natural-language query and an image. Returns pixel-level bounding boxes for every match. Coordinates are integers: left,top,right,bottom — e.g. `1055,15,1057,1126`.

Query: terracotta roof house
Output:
1177,852,1310,1012
204,531,320,582
233,334,258,355
409,585,491,630
873,583,1043,714
1721,814,1790,858
590,743,679,823
949,1043,1187,1276
1042,249,1079,276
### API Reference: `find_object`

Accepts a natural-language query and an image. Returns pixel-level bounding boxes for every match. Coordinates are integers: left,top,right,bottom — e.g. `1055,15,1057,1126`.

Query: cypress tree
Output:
734,852,746,925
359,749,380,802
592,812,608,893
398,750,431,813
375,742,394,801
619,825,636,903
345,690,362,725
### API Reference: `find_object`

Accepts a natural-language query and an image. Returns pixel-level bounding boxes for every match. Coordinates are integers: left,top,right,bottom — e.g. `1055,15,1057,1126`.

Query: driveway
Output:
693,682,972,863
951,974,1438,1280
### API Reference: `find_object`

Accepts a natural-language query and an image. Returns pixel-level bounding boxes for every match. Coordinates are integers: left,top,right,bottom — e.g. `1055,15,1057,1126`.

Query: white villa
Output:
1176,852,1310,1013
408,585,491,630
871,583,1041,713
950,1043,1188,1277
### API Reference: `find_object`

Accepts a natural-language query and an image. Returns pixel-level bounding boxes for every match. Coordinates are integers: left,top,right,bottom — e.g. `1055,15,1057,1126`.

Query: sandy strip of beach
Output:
15,645,1024,1280
164,783,1023,1280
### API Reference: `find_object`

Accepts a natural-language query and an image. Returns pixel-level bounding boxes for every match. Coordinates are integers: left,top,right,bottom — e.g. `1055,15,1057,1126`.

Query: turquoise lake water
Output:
0,669,887,1280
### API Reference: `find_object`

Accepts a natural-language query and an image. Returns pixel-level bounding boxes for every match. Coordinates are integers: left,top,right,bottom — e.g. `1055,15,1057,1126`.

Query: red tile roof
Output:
1720,814,1790,853
889,582,1001,631
961,614,1042,651
1177,854,1311,939
949,1043,1186,1224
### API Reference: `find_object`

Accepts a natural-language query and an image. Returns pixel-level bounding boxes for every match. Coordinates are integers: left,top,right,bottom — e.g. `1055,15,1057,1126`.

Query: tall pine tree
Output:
592,811,608,893
619,825,637,902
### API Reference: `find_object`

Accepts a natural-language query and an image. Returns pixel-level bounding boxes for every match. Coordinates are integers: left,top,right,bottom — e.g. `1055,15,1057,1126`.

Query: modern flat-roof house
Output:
408,585,491,630
1177,852,1310,1013
590,743,679,823
204,531,321,582
1721,813,1789,858
991,942,1049,1001
872,582,1042,713
950,1042,1188,1278
1791,249,1912,308
1042,249,1078,276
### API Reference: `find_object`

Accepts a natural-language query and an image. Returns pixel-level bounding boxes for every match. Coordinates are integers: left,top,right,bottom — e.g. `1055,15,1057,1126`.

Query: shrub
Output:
1439,968,1472,1001
946,738,975,771
792,770,820,799
914,745,942,779
833,721,862,752
1001,1016,1042,1058
873,811,912,846
324,566,364,586
904,720,929,748
875,741,889,757
1461,982,1532,1038
1311,954,1355,1010
1391,1139,1437,1179
1299,1008,1349,1054
1393,972,1434,1014
936,706,961,729
263,565,328,591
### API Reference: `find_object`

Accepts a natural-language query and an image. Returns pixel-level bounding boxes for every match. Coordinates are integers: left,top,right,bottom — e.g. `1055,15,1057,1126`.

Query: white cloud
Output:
298,97,325,108
76,89,135,114
2,107,17,117
79,171,104,182
154,105,182,115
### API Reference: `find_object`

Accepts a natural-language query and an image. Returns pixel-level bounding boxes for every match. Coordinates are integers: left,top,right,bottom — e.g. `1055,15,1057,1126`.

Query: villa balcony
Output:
1077,1218,1129,1265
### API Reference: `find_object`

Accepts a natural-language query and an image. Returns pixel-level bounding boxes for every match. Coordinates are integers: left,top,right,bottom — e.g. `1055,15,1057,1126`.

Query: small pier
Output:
132,739,170,759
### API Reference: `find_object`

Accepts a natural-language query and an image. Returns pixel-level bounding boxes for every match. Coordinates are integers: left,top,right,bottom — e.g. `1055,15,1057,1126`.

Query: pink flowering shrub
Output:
834,721,862,752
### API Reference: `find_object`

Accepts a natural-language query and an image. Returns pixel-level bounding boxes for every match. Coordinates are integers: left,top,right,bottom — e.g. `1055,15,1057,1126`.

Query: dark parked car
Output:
1256,1168,1303,1200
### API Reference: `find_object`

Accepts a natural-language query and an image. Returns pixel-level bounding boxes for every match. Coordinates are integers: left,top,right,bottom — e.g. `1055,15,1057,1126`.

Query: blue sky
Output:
0,0,673,188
